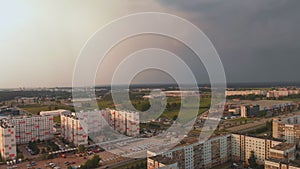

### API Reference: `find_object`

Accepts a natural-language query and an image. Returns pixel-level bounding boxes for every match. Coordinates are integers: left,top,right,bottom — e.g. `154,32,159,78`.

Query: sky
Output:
0,0,299,88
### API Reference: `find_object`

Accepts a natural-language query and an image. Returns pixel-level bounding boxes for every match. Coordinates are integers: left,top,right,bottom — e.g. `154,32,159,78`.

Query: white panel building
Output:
0,119,17,160
10,115,54,144
61,113,88,146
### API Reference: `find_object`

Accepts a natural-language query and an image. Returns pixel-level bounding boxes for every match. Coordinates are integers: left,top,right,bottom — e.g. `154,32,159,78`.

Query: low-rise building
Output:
39,109,70,117
265,159,300,169
147,155,178,169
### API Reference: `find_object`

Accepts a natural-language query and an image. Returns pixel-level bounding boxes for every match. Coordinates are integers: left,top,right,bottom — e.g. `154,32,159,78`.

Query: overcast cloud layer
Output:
0,0,299,88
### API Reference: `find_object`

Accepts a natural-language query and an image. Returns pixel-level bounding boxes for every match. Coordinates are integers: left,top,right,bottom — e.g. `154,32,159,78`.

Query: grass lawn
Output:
19,104,74,115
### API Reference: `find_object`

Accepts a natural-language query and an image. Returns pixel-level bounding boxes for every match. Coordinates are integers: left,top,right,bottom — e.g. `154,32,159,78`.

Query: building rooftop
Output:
267,158,300,167
0,118,14,129
232,132,285,142
271,143,295,151
149,155,177,165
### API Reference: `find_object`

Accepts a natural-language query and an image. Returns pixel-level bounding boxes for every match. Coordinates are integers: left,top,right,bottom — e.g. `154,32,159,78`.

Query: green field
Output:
19,104,74,115
18,94,211,123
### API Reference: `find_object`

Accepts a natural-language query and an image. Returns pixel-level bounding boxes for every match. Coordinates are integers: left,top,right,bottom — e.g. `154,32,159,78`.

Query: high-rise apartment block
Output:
0,119,17,161
61,109,140,146
10,115,54,144
231,134,283,165
148,134,232,169
61,113,89,146
148,133,295,169
273,115,300,145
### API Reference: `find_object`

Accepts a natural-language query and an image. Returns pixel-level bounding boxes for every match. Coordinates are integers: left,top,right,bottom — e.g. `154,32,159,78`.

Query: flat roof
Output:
271,143,295,151
149,155,177,165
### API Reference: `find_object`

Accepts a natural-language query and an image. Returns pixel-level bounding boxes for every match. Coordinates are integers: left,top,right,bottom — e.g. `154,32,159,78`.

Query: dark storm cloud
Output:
157,0,300,83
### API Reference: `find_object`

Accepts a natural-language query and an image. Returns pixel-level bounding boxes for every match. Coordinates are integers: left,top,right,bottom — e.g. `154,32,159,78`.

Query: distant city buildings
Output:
143,90,200,99
273,115,300,145
225,88,300,99
267,90,289,98
226,90,265,96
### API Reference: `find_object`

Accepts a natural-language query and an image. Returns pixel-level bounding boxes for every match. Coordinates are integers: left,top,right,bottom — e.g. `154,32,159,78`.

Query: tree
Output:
79,155,101,169
248,151,258,168
78,145,86,153
172,115,178,121
41,148,47,154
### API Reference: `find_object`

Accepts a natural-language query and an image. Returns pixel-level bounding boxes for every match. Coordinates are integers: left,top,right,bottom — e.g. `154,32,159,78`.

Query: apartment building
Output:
0,119,16,160
61,112,88,146
148,134,231,169
269,143,296,161
240,105,260,118
273,115,300,145
231,134,283,165
80,109,139,136
9,115,54,144
109,109,140,137
226,90,265,96
265,143,299,169
61,109,140,146
267,90,289,98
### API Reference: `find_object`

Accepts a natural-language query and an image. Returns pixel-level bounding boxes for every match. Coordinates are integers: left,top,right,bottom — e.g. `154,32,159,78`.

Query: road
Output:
227,111,300,132
98,158,141,169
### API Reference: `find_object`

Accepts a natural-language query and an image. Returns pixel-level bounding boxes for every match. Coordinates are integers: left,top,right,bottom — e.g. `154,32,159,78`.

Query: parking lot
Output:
0,150,129,169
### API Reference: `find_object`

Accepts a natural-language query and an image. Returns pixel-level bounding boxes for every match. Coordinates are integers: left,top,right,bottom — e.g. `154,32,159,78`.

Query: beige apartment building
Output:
273,115,300,145
231,134,283,165
148,134,232,169
265,143,299,169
